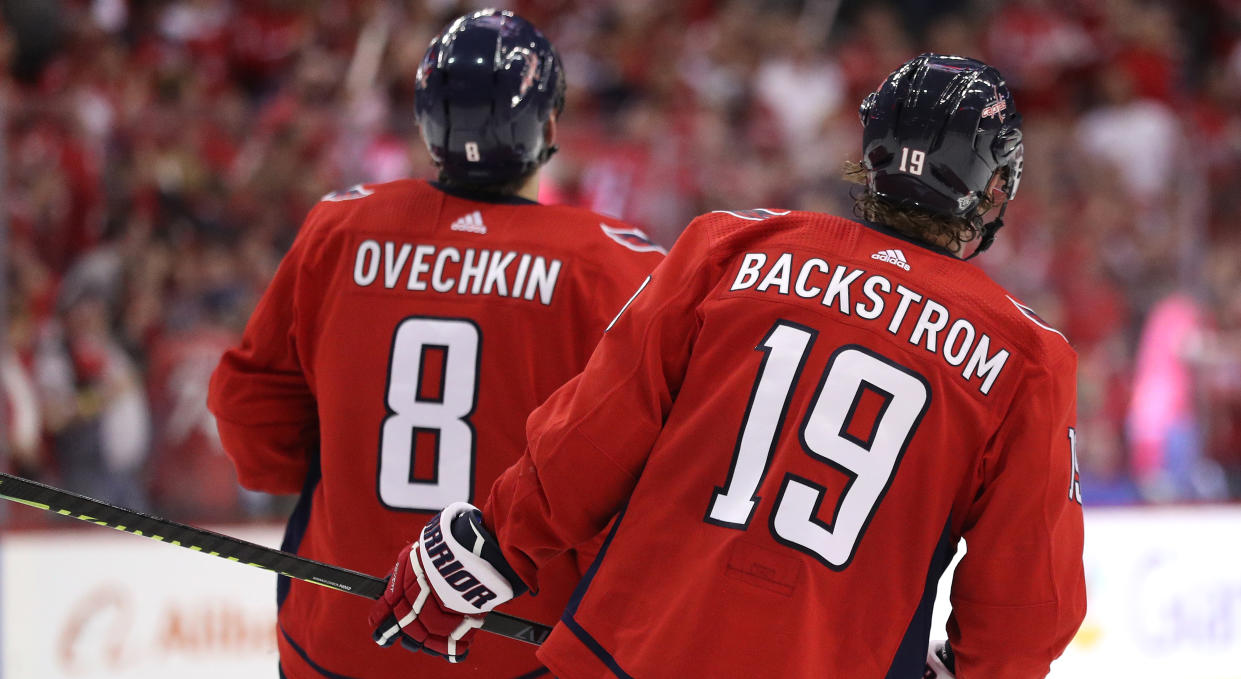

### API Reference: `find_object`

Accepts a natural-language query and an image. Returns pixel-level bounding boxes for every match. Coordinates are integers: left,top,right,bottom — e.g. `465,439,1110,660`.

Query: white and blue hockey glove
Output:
369,502,526,663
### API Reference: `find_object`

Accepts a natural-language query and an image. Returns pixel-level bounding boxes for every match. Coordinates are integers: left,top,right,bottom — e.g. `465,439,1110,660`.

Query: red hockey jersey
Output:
208,179,663,679
486,209,1087,679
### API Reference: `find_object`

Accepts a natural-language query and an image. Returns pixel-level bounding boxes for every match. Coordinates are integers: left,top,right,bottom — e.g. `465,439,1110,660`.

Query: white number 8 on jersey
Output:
378,317,480,511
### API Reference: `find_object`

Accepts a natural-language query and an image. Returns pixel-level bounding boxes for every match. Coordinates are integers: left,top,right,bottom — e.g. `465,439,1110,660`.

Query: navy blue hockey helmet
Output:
415,9,566,187
858,54,1023,254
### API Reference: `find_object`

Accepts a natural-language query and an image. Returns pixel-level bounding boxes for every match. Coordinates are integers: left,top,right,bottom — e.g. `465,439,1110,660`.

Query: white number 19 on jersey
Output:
706,321,930,569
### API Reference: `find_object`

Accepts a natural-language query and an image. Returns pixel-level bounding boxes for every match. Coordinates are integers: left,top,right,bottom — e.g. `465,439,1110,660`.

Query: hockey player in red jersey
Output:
369,54,1087,678
208,10,663,679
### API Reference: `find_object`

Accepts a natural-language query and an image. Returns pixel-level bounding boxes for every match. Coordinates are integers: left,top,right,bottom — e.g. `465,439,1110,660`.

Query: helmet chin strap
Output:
965,202,1007,260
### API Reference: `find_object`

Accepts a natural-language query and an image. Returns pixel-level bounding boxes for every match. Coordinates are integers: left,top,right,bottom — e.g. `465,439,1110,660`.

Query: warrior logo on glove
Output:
421,518,500,609
369,502,526,662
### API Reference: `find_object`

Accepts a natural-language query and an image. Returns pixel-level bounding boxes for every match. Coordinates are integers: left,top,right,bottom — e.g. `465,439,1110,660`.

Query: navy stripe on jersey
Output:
561,505,635,679
511,668,552,679
280,625,362,679
277,447,322,610
884,519,956,678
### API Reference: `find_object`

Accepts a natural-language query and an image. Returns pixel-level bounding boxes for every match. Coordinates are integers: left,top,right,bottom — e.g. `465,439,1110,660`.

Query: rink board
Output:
1,508,1239,678
0,525,282,679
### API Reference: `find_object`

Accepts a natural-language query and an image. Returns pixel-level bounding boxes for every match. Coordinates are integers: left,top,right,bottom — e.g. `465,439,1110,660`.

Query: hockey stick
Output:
0,472,550,645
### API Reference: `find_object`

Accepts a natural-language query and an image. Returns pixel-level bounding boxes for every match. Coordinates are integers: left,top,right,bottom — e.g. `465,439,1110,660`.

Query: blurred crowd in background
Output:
2,0,1241,524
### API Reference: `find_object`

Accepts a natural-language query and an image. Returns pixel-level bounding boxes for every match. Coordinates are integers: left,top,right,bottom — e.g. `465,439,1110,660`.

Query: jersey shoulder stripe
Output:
600,224,666,254
1006,295,1069,343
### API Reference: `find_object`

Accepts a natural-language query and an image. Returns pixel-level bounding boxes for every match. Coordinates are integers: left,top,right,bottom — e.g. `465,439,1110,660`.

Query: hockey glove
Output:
369,502,527,662
923,640,957,679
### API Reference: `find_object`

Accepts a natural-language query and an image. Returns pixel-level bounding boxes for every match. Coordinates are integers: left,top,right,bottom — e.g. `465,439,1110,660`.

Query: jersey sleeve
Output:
207,206,329,494
483,220,713,589
947,351,1086,678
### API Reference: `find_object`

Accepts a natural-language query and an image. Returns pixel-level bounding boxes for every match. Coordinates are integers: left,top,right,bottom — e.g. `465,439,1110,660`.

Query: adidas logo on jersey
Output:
871,249,910,271
451,211,487,234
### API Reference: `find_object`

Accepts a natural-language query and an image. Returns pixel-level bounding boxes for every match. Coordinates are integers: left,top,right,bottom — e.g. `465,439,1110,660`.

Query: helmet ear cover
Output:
992,125,1023,201
858,91,879,127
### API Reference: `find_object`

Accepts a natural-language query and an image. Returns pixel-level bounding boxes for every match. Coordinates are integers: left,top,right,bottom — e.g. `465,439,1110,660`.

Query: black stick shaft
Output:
0,472,550,645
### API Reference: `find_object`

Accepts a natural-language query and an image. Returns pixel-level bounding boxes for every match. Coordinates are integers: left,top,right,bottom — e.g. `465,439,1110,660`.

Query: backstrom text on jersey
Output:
730,251,1010,395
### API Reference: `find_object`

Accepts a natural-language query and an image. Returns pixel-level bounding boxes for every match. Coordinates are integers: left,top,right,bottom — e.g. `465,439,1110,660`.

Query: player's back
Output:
210,179,661,679
547,209,1079,678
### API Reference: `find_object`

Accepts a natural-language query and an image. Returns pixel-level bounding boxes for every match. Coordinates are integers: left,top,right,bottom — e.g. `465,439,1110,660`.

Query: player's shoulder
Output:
531,203,667,257
305,178,423,221
689,208,799,233
1002,292,1076,360
294,179,433,244
967,275,1077,374
316,178,429,212
682,207,854,254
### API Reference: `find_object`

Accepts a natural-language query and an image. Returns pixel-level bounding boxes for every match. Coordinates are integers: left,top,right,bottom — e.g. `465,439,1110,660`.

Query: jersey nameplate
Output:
730,252,1010,395
352,239,562,306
